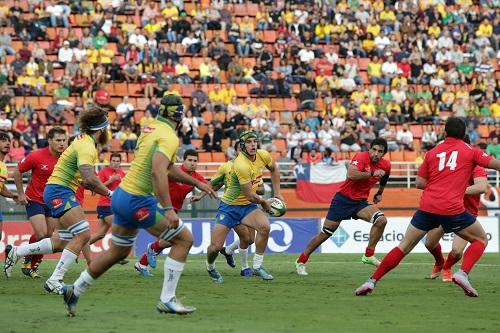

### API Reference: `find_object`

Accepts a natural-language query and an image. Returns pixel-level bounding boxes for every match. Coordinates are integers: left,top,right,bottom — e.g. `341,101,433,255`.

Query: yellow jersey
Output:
120,117,178,196
211,161,233,189
221,150,272,206
47,134,98,191
0,160,7,191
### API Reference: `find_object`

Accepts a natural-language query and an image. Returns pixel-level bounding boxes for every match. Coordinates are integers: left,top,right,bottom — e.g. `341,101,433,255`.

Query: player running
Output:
60,93,216,316
205,130,283,283
4,106,112,296
0,132,19,243
424,136,488,282
13,127,68,278
295,138,391,276
134,149,208,276
355,117,500,297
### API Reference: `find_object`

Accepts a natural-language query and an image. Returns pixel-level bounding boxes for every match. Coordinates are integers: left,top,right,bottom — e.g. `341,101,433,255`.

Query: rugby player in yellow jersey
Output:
4,108,111,293
0,132,20,244
61,93,216,317
192,141,264,271
205,131,284,282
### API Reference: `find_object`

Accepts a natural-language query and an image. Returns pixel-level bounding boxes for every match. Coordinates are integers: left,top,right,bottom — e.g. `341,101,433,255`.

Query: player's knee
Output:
371,211,386,227
321,225,337,237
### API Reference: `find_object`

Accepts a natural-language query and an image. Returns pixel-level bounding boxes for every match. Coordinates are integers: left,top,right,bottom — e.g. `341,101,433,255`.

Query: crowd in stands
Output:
0,0,498,166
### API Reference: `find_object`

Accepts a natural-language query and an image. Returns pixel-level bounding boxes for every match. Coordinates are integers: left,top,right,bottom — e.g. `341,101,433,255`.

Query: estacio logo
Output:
331,226,349,247
50,198,63,209
134,207,150,221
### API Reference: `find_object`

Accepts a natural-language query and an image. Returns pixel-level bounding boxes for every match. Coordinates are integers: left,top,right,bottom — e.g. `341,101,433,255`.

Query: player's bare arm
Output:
0,184,18,202
168,164,217,198
152,151,178,228
346,164,373,180
487,159,500,172
465,177,488,196
266,161,283,200
415,176,427,189
79,164,110,196
191,182,223,202
241,182,272,211
102,174,119,187
13,168,27,205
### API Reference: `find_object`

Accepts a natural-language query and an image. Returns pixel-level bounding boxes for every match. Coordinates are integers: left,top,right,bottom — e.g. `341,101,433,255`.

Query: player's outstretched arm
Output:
0,184,18,202
487,159,500,172
79,164,112,197
346,164,372,180
12,168,27,205
168,164,217,198
465,177,488,196
266,161,283,200
190,183,223,202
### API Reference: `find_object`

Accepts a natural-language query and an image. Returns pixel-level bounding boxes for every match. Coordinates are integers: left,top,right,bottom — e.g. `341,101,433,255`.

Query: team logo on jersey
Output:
134,207,150,221
50,198,63,209
351,160,359,165
142,126,154,133
218,214,225,221
40,164,48,170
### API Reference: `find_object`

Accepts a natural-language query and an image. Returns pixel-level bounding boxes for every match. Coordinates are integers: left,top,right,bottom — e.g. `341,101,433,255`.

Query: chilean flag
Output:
294,163,347,203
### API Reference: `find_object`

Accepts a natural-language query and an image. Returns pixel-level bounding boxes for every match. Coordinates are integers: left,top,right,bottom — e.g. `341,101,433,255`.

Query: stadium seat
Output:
212,152,227,162
198,152,212,163
389,151,404,161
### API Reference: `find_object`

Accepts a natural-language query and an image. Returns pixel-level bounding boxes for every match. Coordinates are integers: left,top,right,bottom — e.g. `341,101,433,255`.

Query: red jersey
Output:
339,152,392,201
464,166,488,217
75,185,84,206
169,165,207,211
417,138,492,215
17,147,59,204
97,166,126,206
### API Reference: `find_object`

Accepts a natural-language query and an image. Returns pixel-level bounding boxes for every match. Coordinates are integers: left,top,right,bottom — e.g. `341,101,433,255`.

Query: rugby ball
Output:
267,198,287,217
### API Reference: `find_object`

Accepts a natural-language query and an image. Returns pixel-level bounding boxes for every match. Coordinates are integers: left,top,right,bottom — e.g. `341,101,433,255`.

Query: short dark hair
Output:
0,131,10,141
47,127,66,140
183,149,198,160
445,117,466,139
371,137,388,154
110,153,122,161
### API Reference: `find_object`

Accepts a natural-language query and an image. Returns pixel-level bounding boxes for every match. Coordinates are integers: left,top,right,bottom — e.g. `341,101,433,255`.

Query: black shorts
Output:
97,205,113,219
410,210,476,234
326,192,371,222
26,200,51,219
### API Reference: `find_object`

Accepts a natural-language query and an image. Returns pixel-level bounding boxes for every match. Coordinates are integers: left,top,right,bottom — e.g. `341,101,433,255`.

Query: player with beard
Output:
4,106,112,296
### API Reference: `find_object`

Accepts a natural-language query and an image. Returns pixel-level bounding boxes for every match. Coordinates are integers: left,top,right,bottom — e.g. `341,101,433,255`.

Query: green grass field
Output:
1,253,499,333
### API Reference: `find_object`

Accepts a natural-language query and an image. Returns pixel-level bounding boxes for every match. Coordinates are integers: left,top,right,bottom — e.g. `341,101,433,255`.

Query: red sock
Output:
151,240,162,253
29,234,37,243
429,243,445,266
365,247,375,257
443,252,461,270
139,254,149,266
371,247,405,281
460,241,486,274
297,252,309,264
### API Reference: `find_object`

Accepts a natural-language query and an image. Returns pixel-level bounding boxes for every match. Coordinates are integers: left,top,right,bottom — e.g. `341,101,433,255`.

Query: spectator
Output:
421,125,438,151
286,124,302,161
318,122,340,153
119,126,138,152
58,40,73,66
378,123,399,151
5,138,25,162
0,27,15,55
487,138,500,159
116,96,135,125
359,125,376,151
304,148,322,164
301,125,317,152
202,123,222,152
467,123,480,146
340,126,361,153
0,110,12,130
396,124,414,151
259,124,276,152
122,59,139,83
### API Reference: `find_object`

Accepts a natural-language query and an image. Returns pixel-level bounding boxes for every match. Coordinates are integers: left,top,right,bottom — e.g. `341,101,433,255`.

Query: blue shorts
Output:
111,187,166,229
410,210,476,234
26,200,51,219
215,201,258,229
0,210,3,222
43,184,80,218
326,192,371,222
97,205,113,219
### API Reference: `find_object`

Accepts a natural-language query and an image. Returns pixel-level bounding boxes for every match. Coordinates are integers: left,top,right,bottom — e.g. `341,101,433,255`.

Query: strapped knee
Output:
160,219,185,242
322,225,336,236
371,211,385,225
58,229,73,241
67,220,90,235
111,234,137,247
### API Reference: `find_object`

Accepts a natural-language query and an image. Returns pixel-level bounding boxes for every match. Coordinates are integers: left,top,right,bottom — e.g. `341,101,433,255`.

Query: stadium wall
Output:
1,217,498,258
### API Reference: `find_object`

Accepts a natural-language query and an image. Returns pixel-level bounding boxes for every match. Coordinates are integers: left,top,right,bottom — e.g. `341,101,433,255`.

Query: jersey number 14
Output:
437,151,458,171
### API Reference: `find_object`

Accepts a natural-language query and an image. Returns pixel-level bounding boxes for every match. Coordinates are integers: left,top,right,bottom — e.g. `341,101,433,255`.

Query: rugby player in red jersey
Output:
134,149,207,276
295,138,391,276
424,135,488,282
89,153,126,245
356,118,500,297
13,127,67,278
